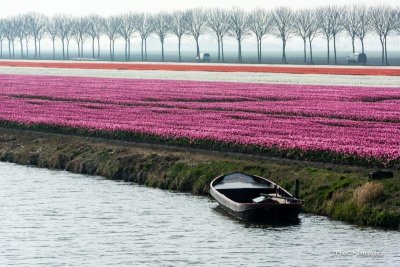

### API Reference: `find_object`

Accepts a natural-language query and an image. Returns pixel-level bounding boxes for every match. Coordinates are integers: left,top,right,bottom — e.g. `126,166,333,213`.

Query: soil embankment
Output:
0,127,398,229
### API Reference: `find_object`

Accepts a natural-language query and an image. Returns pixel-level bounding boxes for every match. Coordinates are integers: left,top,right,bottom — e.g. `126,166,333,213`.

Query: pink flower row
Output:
0,74,399,161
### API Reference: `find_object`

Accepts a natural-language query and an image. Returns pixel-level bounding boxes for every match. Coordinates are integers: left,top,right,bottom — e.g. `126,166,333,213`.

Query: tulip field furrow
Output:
0,74,399,165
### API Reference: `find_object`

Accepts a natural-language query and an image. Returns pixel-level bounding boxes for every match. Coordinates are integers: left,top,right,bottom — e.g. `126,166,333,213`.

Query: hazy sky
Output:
0,0,399,17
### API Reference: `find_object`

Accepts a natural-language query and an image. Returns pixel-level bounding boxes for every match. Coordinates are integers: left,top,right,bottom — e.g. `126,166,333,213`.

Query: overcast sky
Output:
1,0,399,17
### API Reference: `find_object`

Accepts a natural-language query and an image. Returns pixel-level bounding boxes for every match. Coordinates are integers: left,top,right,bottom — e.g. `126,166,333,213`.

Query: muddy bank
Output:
0,127,398,229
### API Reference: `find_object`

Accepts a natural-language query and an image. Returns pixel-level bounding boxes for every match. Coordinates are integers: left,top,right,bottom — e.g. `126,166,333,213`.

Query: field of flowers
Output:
0,73,399,166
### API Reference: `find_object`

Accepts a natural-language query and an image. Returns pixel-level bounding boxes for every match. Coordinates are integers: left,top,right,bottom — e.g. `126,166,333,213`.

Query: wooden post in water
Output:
294,179,300,199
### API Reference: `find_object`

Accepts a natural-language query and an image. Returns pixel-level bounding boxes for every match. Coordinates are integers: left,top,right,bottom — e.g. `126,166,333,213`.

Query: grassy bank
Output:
0,127,399,229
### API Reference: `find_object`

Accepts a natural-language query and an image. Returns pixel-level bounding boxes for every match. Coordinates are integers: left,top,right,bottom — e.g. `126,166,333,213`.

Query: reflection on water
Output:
0,162,398,266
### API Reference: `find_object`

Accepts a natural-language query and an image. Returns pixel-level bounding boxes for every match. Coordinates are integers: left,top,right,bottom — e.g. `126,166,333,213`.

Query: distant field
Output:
0,64,399,166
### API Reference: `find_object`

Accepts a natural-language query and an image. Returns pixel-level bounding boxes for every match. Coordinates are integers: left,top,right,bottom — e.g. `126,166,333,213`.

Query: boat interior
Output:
213,173,291,204
217,188,283,203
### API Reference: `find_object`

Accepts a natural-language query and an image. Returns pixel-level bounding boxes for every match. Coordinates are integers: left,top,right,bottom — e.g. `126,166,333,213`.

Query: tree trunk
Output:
77,42,81,57
97,38,100,59
125,39,128,61
327,39,330,64
62,39,65,60
128,39,131,61
361,38,365,54
8,40,11,58
113,40,115,60
92,38,95,58
38,40,41,58
303,38,307,63
195,37,200,59
221,39,225,63
351,37,355,53
0,40,2,57
256,37,260,63
81,40,84,58
25,40,29,58
238,39,242,63
333,35,337,65
145,38,148,61
141,38,144,61
380,37,384,65
384,35,388,65
178,37,181,62
282,39,287,64
20,39,23,58
67,40,70,59
34,37,38,58
217,37,220,62
161,40,165,62
109,39,112,60
259,39,263,64
52,39,55,59
309,37,313,64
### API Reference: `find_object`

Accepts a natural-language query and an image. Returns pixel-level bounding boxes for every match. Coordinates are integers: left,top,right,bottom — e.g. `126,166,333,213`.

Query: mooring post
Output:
294,179,300,199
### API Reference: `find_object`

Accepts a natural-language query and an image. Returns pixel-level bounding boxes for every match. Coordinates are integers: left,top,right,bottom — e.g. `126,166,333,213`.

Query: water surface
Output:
0,162,398,266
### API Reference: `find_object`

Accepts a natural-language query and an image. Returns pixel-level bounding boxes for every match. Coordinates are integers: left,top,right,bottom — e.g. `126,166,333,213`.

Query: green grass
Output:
0,127,399,229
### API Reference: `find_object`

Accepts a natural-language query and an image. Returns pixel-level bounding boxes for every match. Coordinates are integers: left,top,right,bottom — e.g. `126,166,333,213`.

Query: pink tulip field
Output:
0,73,399,166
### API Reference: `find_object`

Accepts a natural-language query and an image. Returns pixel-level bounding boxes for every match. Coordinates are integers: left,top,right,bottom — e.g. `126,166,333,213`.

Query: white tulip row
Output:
0,66,399,88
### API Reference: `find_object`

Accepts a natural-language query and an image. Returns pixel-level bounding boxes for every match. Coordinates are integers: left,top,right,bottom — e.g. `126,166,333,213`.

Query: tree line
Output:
0,5,399,65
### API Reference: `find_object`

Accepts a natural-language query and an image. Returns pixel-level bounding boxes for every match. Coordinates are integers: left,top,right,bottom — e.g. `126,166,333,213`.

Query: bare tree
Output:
185,8,207,59
47,17,58,59
207,8,230,62
103,16,119,61
306,12,319,65
86,15,104,59
55,15,73,59
370,5,396,65
152,12,171,62
26,13,48,59
4,18,17,58
272,7,294,64
329,6,344,64
343,5,359,53
24,19,32,58
0,19,5,57
14,14,28,58
72,17,89,57
228,8,251,63
317,7,333,63
355,5,371,54
118,13,136,61
249,9,272,63
134,13,153,61
293,8,316,63
169,11,187,62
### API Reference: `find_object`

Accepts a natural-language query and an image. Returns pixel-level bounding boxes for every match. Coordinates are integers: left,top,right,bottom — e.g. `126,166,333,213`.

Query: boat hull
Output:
211,188,301,223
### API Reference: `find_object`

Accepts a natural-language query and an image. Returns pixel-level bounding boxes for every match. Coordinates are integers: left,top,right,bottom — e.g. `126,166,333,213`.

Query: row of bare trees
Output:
0,5,399,64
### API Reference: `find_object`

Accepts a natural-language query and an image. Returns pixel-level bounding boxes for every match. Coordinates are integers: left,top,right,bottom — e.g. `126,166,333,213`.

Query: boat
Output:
210,172,303,222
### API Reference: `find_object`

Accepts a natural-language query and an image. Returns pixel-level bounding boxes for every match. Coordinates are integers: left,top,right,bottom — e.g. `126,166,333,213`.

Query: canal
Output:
0,162,398,266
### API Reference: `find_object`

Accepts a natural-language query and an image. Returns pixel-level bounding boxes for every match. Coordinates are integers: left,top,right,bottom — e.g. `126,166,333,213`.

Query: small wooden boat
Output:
210,172,303,222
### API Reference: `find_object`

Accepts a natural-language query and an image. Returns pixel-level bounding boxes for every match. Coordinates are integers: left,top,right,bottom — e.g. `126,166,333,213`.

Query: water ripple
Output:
0,162,398,266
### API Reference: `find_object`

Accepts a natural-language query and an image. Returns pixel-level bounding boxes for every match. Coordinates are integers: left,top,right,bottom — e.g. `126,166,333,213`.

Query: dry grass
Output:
353,182,385,206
